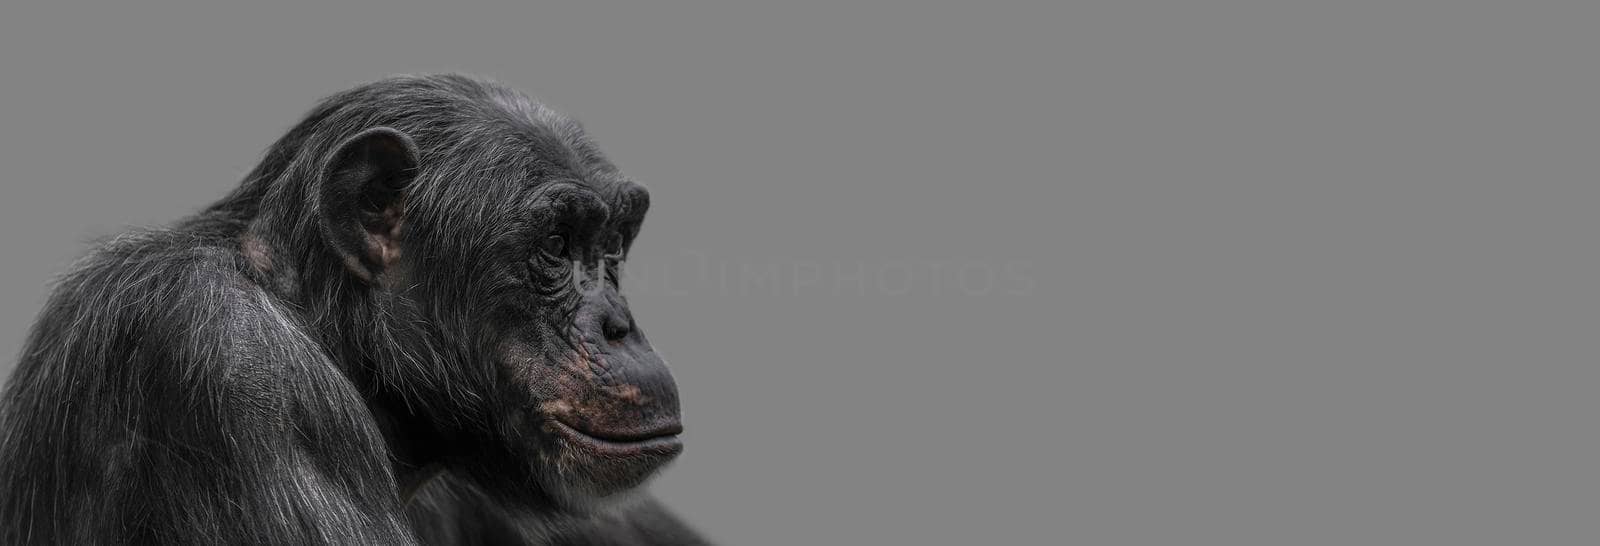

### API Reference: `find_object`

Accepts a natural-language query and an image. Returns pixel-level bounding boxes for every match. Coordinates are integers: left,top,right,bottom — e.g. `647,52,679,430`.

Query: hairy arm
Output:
0,245,414,545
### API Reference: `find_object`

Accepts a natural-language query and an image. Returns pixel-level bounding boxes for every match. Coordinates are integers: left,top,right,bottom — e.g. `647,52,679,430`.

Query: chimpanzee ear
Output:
318,127,419,282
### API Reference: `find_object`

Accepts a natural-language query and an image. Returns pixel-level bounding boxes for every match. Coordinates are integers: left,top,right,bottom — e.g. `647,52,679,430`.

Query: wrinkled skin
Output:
0,74,706,545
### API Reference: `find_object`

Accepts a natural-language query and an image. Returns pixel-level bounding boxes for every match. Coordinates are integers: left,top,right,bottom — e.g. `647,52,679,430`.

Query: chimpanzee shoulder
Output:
0,229,412,544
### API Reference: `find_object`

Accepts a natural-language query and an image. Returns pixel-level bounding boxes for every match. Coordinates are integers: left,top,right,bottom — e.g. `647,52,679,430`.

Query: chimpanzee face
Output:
488,179,682,506
318,125,682,510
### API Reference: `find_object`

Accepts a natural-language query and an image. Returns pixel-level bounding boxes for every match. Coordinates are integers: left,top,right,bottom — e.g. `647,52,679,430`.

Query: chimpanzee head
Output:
246,75,682,511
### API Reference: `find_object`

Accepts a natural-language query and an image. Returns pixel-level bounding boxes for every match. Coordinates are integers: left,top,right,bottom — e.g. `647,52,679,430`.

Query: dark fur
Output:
0,74,705,545
406,473,707,546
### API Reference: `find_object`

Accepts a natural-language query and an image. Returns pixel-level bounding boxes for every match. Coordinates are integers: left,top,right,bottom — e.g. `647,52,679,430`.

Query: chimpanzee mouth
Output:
546,418,684,459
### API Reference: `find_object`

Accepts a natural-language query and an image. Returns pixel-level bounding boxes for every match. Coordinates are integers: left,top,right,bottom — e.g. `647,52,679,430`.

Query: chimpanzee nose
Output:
601,306,633,342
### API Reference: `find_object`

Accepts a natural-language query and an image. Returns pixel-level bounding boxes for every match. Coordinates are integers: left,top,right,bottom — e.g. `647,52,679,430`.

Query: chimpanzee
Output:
0,74,707,545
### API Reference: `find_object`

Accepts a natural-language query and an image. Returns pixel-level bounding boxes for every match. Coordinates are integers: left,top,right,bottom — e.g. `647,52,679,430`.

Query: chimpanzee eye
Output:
538,234,566,258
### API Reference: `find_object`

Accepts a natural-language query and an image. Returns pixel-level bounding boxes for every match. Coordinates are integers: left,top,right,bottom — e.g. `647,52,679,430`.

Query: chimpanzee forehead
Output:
483,130,646,224
552,173,651,226
483,100,649,222
361,74,650,224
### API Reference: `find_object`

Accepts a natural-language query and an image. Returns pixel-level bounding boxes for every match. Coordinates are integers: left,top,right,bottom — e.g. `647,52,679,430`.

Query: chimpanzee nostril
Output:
602,309,632,342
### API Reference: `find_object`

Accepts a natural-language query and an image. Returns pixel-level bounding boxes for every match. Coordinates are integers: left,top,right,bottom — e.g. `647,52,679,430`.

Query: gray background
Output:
1,1,1595,544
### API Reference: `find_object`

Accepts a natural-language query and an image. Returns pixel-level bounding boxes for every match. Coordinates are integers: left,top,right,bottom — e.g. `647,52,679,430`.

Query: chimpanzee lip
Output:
547,418,683,458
